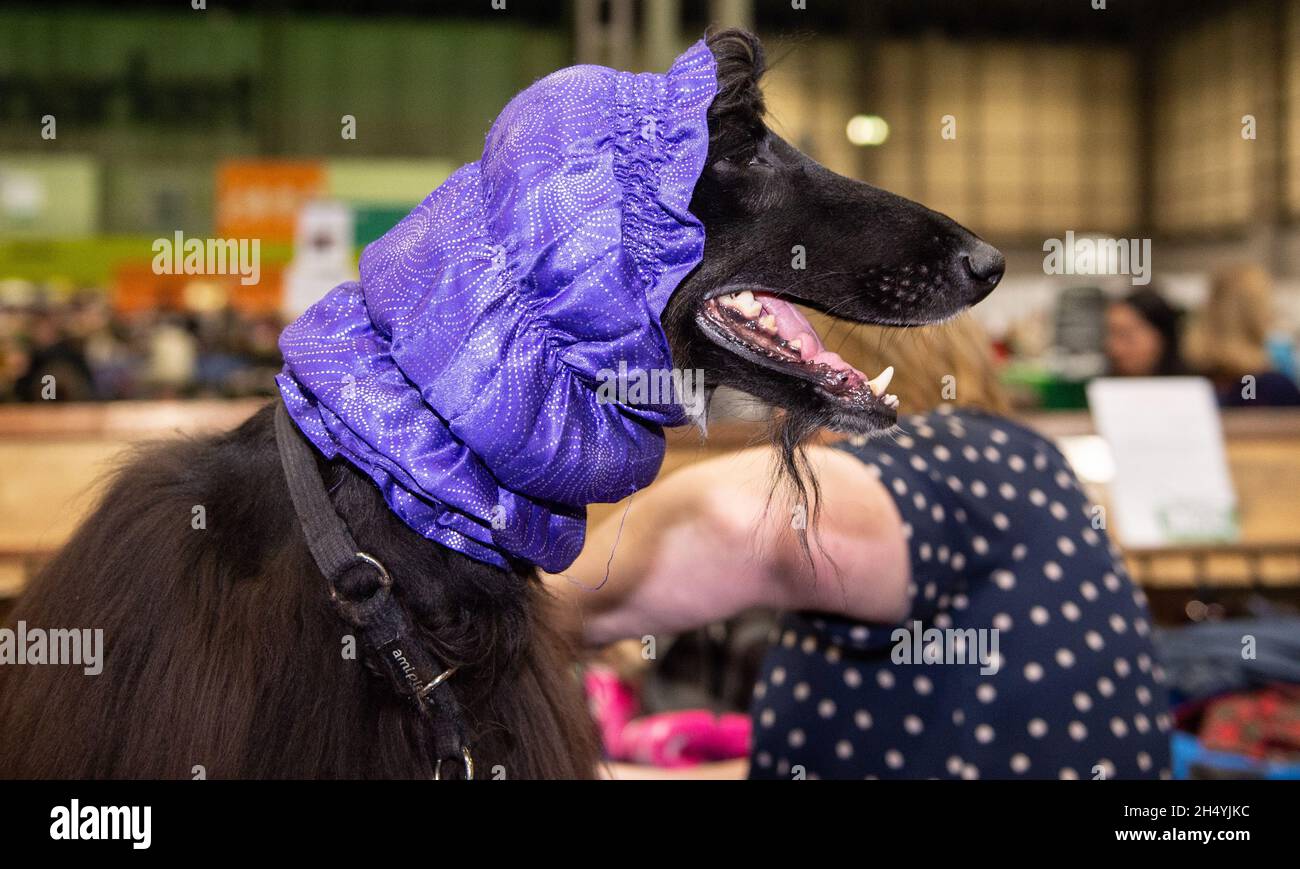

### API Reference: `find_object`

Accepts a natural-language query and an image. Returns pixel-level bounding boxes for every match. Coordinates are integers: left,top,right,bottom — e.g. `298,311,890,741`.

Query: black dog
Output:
0,29,1000,779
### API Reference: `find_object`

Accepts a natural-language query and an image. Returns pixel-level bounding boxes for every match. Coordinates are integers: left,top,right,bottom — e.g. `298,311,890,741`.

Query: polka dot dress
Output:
748,408,1172,780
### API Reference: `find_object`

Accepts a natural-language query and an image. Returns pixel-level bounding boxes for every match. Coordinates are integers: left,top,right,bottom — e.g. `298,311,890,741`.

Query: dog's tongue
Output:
752,291,865,379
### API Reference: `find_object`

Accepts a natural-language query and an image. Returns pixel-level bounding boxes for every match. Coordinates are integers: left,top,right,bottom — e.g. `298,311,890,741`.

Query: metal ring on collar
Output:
434,746,475,781
329,551,394,602
417,666,460,700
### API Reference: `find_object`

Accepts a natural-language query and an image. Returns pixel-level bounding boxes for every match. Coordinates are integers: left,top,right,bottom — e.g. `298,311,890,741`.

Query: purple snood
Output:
277,40,717,573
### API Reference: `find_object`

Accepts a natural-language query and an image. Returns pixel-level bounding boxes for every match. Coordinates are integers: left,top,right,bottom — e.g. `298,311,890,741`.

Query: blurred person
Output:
553,315,1171,779
1187,264,1300,407
1105,286,1188,377
13,308,95,401
144,313,199,398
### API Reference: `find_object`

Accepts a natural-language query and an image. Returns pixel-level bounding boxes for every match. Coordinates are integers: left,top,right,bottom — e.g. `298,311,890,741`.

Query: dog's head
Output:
664,29,1004,436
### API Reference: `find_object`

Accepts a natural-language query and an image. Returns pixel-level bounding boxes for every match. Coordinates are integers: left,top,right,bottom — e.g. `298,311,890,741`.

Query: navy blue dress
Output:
748,408,1172,780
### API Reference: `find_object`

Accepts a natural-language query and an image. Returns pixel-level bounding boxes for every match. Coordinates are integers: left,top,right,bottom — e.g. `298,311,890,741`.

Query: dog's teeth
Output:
734,290,762,318
758,314,778,334
884,394,900,409
866,365,894,397
788,338,802,353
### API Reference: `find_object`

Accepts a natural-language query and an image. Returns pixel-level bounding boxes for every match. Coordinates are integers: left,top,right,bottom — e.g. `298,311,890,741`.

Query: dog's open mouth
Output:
697,289,899,419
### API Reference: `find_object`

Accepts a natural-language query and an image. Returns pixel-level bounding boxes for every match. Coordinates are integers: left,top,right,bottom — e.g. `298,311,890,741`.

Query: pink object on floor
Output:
584,667,752,767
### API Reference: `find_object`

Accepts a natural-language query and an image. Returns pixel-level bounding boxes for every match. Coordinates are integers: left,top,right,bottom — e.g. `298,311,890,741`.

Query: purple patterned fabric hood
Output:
277,40,717,573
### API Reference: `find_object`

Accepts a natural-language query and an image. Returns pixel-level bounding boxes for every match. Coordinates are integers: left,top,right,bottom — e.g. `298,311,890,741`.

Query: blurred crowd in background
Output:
4,261,1299,407
0,291,282,402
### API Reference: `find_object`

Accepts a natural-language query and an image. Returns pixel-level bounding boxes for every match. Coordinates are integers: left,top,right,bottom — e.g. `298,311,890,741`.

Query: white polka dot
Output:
1069,721,1087,741
885,749,904,769
1011,543,1027,561
1010,753,1031,774
1137,752,1152,771
993,512,1010,530
1058,537,1076,557
1110,614,1128,634
760,708,776,727
992,613,1013,631
1044,561,1063,581
1062,601,1081,621
892,478,907,496
1030,606,1050,625
801,635,817,654
970,480,987,497
904,715,924,735
818,699,836,718
1028,718,1048,738
835,740,854,759
1114,658,1131,678
844,668,862,688
1085,630,1105,651
961,763,979,780
933,445,951,461
1024,662,1044,682
946,755,963,776
975,724,995,744
771,667,786,685
793,682,811,701
993,569,1016,590
1073,691,1092,712
1080,581,1098,601
788,729,805,748
1097,676,1115,697
1059,767,1079,780
1050,502,1069,520
985,447,1002,463
977,684,997,703
972,536,989,555
855,710,873,730
876,669,895,689
1056,648,1076,668
1029,489,1047,506
910,455,928,472
998,482,1016,500
1110,717,1129,738
1008,455,1026,472
914,675,933,695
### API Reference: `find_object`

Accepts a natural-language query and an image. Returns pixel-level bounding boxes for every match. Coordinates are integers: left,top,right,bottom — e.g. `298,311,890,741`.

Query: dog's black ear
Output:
705,28,767,157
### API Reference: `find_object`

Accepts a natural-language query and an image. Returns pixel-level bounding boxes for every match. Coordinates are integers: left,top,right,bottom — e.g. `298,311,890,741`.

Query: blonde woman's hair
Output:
1186,264,1274,377
806,312,1010,416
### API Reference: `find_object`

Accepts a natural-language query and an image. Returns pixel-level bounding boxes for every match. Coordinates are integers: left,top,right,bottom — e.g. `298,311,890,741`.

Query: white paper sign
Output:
1086,377,1238,547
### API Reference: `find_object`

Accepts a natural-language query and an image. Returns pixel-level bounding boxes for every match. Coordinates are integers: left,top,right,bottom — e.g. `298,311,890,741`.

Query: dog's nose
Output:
958,239,1005,304
962,241,1005,284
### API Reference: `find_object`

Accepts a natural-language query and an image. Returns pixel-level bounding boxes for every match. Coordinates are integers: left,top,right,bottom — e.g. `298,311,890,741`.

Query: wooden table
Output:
2,402,1298,599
